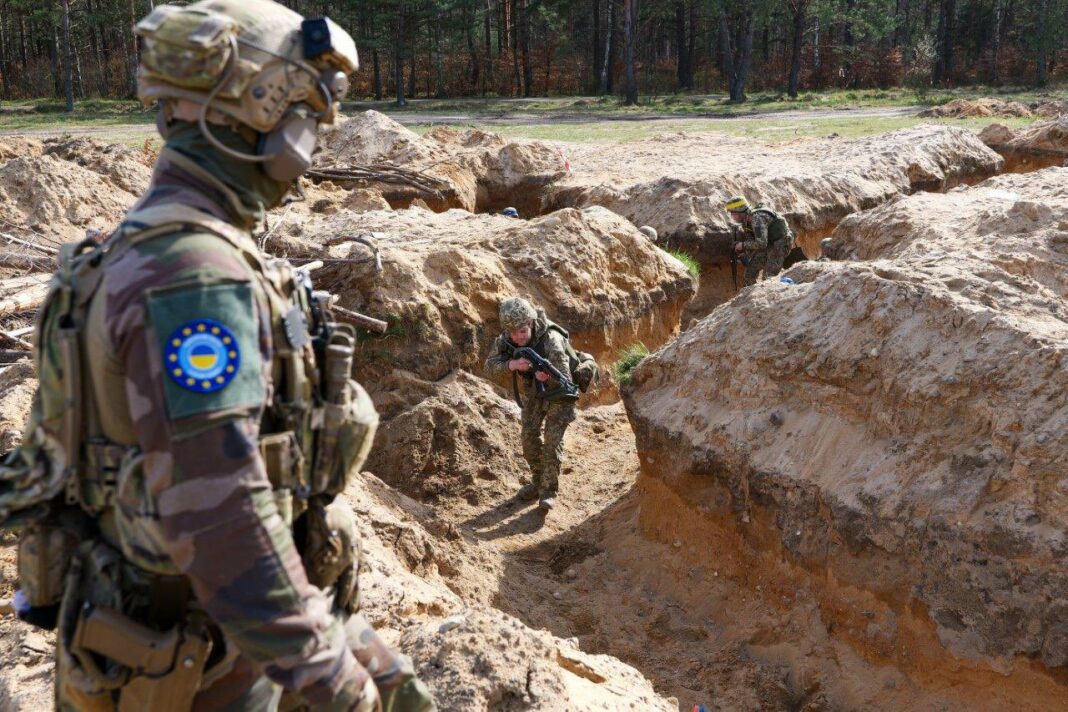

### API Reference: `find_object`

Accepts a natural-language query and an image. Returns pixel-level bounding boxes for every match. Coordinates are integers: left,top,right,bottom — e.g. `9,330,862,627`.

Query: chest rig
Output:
12,202,377,610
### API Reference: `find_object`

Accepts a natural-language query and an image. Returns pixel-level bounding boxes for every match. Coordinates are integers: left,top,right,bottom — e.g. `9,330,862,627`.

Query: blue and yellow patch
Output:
165,319,241,393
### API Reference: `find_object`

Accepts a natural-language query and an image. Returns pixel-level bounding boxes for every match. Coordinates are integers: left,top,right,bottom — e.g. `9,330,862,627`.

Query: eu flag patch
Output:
165,319,241,393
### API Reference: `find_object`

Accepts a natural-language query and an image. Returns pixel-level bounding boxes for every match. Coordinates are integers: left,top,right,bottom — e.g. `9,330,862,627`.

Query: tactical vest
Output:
506,316,599,403
7,204,377,700
752,206,793,246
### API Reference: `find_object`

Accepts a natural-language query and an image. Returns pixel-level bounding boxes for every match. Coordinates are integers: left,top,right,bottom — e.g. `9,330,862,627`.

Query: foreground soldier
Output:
0,1,433,709
726,196,795,286
486,299,597,511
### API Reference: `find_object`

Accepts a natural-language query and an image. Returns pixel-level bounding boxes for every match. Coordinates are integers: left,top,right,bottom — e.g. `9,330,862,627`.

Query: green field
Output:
0,87,1056,147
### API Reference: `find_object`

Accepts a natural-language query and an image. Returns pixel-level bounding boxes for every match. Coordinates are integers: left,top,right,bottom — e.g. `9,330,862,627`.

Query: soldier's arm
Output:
542,331,573,383
106,236,369,708
743,213,769,251
484,334,513,375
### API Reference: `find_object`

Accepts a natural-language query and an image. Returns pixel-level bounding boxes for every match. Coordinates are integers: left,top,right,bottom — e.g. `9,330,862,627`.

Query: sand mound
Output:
41,137,154,196
623,168,1068,705
364,371,529,507
919,97,1037,118
921,97,1068,119
547,125,1002,317
0,137,43,163
316,111,568,213
300,206,694,417
0,154,138,243
401,607,675,711
979,117,1068,172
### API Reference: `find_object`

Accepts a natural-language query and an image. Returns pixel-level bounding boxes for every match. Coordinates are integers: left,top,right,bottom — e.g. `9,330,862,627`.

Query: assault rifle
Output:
729,224,741,291
509,346,580,402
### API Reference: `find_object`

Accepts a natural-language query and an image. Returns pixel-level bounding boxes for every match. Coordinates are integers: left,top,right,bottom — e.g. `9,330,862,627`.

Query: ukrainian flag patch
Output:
166,319,241,393
146,282,263,421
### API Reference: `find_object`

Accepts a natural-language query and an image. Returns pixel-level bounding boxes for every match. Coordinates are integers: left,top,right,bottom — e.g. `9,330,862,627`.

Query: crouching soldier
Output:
485,298,597,512
726,196,795,286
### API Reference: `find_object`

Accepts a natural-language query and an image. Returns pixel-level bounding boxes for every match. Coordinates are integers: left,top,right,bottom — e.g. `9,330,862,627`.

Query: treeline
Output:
1,0,1066,108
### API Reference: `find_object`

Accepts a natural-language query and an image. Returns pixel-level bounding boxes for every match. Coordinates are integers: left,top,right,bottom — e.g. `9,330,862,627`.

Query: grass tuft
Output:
664,248,700,280
614,342,650,387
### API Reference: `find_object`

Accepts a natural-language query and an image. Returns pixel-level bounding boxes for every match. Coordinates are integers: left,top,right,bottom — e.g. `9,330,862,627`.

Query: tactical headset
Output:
157,18,351,183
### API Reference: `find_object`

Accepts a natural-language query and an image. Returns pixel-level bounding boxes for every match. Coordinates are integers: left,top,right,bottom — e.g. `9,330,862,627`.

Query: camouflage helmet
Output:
136,0,357,134
499,298,536,331
638,225,658,241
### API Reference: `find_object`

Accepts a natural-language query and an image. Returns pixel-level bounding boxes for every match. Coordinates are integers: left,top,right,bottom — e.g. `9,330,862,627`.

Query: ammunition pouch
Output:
310,328,378,497
60,540,212,711
17,506,93,620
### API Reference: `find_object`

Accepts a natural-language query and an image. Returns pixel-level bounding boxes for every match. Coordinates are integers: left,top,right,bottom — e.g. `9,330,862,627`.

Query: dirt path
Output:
0,105,920,140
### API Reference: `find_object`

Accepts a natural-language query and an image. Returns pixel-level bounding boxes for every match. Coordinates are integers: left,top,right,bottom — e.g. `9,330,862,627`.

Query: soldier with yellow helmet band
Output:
0,1,434,710
726,195,795,287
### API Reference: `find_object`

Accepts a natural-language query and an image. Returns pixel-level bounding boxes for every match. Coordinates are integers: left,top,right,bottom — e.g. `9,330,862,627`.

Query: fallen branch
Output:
0,282,50,319
0,251,55,272
0,330,33,350
0,232,59,256
306,163,453,201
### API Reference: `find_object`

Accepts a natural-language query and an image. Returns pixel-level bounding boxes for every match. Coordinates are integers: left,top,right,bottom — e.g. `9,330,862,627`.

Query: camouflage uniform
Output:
485,306,577,498
740,207,793,287
0,2,433,710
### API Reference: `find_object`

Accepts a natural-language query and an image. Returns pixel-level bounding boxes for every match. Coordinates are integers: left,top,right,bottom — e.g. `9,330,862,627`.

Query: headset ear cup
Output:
262,116,319,182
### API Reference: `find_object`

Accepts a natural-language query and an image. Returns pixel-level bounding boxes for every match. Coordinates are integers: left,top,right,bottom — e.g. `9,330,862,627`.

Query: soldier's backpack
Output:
543,323,599,393
752,206,794,247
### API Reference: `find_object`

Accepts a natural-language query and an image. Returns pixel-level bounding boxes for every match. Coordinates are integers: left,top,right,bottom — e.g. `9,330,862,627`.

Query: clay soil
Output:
0,117,1066,711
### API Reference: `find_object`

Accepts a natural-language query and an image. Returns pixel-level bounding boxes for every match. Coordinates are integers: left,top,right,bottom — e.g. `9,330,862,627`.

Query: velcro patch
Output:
147,282,264,421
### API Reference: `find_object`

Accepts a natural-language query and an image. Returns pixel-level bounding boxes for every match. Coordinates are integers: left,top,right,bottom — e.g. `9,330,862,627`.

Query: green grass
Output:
348,85,1068,119
0,99,152,131
614,342,650,387
664,248,700,280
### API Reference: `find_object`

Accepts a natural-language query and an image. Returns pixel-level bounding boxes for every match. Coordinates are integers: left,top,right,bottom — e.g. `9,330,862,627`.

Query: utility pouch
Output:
63,540,212,709
260,431,306,523
17,507,92,614
311,328,378,496
135,5,238,92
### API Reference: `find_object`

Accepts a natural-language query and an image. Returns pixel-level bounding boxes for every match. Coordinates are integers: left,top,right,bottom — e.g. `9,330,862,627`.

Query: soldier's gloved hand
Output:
508,358,532,372
535,371,550,382
734,242,745,253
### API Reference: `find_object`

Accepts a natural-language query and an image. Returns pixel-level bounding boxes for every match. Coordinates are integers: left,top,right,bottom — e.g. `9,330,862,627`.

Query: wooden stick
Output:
0,232,59,256
0,282,49,319
0,330,33,350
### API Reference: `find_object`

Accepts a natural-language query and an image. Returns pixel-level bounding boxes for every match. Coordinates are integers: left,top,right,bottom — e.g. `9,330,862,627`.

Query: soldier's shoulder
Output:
106,227,255,295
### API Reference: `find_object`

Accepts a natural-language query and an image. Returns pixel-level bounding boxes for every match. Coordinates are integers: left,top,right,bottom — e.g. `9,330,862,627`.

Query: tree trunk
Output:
623,0,637,105
518,0,532,96
466,2,480,91
721,3,753,102
62,0,74,111
675,1,692,90
599,0,614,94
933,0,956,84
394,13,407,106
373,48,383,100
128,0,138,96
787,2,807,98
0,4,9,100
593,0,602,86
484,0,494,92
48,21,61,99
990,0,1002,84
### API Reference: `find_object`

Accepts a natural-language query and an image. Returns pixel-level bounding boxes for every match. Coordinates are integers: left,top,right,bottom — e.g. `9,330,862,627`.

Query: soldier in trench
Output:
485,298,597,512
726,196,796,287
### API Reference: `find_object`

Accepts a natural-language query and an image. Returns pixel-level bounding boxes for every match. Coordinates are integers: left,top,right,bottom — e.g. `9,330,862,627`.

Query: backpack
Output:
543,323,599,393
752,206,794,246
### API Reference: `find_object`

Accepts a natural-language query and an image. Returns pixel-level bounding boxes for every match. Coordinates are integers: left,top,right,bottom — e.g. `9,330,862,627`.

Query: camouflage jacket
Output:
77,148,366,705
740,207,791,252
485,313,572,394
